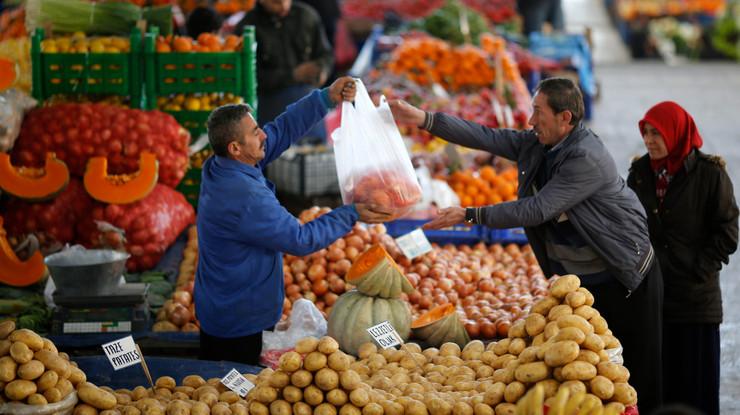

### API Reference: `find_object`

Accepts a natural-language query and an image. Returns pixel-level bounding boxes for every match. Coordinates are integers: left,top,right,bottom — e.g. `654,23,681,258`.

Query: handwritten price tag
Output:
221,369,255,397
101,336,141,370
367,321,403,349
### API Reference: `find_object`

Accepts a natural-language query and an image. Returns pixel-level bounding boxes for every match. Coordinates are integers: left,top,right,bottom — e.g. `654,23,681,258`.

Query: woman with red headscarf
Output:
627,101,738,415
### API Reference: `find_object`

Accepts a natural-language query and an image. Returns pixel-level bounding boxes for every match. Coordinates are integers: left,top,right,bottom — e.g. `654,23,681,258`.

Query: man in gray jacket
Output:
391,78,663,413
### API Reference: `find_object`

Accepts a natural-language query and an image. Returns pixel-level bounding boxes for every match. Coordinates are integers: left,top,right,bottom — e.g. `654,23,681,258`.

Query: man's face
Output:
260,0,292,17
229,114,267,165
528,92,572,146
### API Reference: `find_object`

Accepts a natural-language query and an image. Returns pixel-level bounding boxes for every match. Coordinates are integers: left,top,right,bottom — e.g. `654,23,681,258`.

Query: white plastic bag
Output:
332,79,422,219
260,299,327,368
0,88,36,152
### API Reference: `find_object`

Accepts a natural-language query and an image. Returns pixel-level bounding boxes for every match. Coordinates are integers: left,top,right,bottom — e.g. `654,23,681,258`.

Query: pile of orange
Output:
155,33,241,53
385,37,495,92
447,166,518,207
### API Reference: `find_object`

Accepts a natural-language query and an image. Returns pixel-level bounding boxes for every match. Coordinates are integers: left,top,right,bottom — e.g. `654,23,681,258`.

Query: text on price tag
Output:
394,228,433,259
367,321,403,349
101,335,141,370
221,369,255,397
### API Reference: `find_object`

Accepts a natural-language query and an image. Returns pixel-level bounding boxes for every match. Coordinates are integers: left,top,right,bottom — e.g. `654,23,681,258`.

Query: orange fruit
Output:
173,37,192,52
487,193,503,205
474,194,486,206
480,166,496,182
465,185,479,197
461,195,473,207
156,42,171,53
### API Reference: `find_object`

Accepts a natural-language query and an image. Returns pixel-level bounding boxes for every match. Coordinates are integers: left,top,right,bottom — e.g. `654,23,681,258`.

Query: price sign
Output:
101,336,141,370
367,321,403,349
395,228,433,259
221,369,255,397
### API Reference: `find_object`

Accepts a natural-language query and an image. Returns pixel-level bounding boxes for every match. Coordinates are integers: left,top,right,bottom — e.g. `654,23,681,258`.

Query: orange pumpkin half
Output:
346,244,413,299
84,152,159,204
0,152,69,201
0,216,46,287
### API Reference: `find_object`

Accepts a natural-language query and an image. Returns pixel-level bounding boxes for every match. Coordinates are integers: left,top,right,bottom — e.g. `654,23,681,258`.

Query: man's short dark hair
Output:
207,104,252,157
534,78,585,126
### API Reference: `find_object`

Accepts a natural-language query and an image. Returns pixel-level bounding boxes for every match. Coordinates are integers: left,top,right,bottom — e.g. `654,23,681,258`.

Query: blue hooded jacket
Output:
195,89,358,338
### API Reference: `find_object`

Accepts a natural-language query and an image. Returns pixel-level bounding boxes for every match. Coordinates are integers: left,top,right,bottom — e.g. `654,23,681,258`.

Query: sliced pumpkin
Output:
346,244,414,299
411,303,470,348
84,151,158,204
0,152,69,201
0,216,46,287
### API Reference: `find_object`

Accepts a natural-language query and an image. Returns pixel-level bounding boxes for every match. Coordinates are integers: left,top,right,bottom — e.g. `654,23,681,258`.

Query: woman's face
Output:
642,122,669,160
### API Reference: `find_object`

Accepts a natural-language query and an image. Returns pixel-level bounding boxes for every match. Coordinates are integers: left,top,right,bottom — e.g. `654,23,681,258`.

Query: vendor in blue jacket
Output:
391,78,663,413
195,77,392,365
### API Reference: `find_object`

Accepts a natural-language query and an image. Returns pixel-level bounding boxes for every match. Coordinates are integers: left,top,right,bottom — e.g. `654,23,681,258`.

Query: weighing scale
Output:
45,249,152,334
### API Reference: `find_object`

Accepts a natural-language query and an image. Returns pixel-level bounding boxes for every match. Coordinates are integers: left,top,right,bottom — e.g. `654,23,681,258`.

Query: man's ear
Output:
227,141,240,158
560,110,573,125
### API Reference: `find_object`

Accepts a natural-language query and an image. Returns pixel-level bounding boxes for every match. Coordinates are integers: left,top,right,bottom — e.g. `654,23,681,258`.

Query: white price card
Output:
395,228,433,260
367,321,403,349
101,335,141,370
221,369,255,398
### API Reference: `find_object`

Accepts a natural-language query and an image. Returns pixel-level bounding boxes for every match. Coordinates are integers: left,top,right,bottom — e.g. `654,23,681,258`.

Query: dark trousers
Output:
517,0,564,35
662,322,720,415
199,329,264,365
582,261,664,414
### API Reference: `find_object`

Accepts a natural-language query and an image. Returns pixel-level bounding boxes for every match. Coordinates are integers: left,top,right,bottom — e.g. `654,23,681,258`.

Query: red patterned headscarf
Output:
639,101,703,175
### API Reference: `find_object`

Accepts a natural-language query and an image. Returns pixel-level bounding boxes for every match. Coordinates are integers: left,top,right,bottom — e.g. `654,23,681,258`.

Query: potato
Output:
100,410,121,415
17,359,44,380
506,321,526,339
550,275,580,299
530,297,559,316
535,379,559,399
327,389,348,406
547,305,573,321
132,386,150,401
582,334,605,353
287,369,310,388
561,361,597,381
605,402,626,414
601,335,621,349
305,352,329,372
612,383,637,405
559,380,586,395
219,391,239,404
589,375,614,400
9,329,44,351
315,368,339,391
358,343,378,359
10,341,33,364
340,370,362,391
514,362,550,383
0,340,11,357
573,305,598,321
341,404,363,415
43,387,63,403
5,379,37,401
524,314,546,337
165,399,190,415
563,291,585,309
0,356,16,382
281,385,302,403
494,403,516,415
154,376,176,390
531,334,545,348
362,402,384,415
116,392,133,405
318,337,340,355
575,350,600,366
598,350,610,363
56,378,74,397
183,375,206,389
328,351,351,372
491,367,515,385
589,316,609,335
552,327,585,347
199,393,218,407
507,339,526,356
173,386,193,396
123,407,143,415
27,392,47,405
350,387,370,407
267,399,290,415
473,403,493,415
279,352,303,373
211,402,231,415
154,388,172,399
74,403,100,415
250,402,269,415
269,371,290,389
482,383,505,406
231,403,248,415
291,336,319,354
451,402,472,415
253,386,279,404
556,315,594,336
575,287,594,306
171,391,189,401
438,343,461,358
596,362,630,383
290,402,311,415
34,350,70,376
70,367,88,385
503,382,525,404
79,383,118,410
304,385,325,406
544,341,580,367
315,403,338,415
0,320,15,340
491,339,510,357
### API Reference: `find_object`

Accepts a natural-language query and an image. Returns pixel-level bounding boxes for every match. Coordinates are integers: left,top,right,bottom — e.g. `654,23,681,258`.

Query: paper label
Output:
367,321,403,349
221,369,255,397
101,335,141,370
395,228,433,259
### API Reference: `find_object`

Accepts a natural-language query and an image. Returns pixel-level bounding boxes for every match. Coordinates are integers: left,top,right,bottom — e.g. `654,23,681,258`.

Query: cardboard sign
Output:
101,335,141,370
221,369,255,397
395,228,433,260
367,321,403,349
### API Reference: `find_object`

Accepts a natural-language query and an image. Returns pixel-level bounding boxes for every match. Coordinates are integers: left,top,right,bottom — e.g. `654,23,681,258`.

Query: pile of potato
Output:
0,321,87,406
245,336,375,415
73,375,252,415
